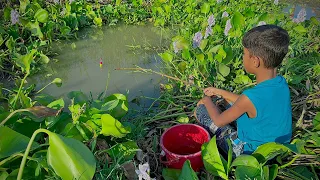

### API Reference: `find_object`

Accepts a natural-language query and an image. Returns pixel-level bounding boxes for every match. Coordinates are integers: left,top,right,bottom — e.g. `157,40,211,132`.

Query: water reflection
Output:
28,24,171,108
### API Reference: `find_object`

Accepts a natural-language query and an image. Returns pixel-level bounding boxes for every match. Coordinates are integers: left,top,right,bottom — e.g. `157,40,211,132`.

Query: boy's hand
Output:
204,87,221,97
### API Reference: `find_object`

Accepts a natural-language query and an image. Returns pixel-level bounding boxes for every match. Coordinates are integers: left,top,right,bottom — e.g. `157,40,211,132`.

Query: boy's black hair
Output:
242,25,290,69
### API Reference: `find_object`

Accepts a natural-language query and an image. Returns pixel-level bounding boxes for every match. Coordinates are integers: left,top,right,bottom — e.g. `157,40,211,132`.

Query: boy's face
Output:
243,48,255,73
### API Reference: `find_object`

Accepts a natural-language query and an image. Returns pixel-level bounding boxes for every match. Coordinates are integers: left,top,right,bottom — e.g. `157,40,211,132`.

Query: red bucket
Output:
160,124,210,171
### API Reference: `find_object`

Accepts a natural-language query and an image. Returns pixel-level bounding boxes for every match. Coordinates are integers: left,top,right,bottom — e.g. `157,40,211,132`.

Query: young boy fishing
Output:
194,25,292,156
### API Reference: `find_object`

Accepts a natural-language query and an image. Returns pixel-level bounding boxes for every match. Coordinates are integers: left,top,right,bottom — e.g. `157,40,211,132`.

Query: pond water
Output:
28,24,171,109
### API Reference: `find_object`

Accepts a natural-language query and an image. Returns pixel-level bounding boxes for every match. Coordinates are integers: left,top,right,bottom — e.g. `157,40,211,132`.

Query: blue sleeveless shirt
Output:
237,75,292,154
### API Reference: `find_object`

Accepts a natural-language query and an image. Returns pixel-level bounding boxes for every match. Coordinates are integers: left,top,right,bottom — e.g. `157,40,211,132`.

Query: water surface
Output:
28,24,171,108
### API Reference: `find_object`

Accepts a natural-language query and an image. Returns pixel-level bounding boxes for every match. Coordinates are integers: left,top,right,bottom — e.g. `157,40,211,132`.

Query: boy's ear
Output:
251,55,261,68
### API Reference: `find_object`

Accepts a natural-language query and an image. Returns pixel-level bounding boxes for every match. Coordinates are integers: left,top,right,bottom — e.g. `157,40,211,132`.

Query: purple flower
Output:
292,8,307,23
10,9,20,25
208,15,215,27
224,19,232,36
193,31,203,48
257,21,266,26
274,0,278,5
204,26,213,39
173,41,179,53
297,8,306,22
222,11,229,18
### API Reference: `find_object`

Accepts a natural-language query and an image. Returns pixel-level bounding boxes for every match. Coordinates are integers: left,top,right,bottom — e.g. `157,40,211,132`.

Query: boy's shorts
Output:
195,102,245,158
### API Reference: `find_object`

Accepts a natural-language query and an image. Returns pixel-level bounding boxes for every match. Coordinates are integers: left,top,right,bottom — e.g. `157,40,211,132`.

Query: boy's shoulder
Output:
245,76,288,92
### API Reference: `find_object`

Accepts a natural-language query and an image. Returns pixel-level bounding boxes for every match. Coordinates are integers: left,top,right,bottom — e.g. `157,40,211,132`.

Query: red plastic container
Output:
160,124,210,172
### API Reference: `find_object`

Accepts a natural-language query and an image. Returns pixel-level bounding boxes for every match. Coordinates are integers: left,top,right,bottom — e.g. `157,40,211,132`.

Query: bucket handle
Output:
160,154,180,166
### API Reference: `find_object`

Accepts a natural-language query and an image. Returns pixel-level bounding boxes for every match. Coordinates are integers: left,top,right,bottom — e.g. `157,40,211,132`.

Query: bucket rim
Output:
160,123,210,158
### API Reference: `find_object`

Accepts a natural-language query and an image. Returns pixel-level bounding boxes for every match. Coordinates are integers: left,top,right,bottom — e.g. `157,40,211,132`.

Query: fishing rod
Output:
114,67,205,91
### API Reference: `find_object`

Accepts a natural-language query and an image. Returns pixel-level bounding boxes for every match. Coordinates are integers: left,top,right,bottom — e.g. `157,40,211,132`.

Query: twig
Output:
115,67,203,91
145,112,190,124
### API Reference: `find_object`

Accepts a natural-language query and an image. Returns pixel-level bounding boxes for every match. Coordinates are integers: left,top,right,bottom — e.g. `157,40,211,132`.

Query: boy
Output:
194,25,292,156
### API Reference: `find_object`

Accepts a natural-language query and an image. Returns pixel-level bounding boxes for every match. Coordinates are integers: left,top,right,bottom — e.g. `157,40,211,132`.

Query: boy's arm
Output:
217,89,240,103
204,87,239,103
201,94,255,127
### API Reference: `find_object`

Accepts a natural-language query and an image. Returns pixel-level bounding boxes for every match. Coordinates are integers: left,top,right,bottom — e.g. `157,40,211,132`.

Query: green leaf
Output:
231,155,260,168
19,92,33,108
93,17,102,26
310,17,319,26
227,139,232,174
34,94,55,106
46,131,96,180
258,13,268,22
39,54,50,64
182,49,191,60
222,46,234,64
0,171,9,179
102,94,128,119
46,112,70,130
163,168,181,180
201,136,228,179
26,21,43,39
263,165,269,180
177,114,189,124
19,0,30,13
0,126,39,159
4,7,11,21
116,0,122,6
107,141,139,163
290,166,316,179
200,3,210,14
60,26,71,36
209,45,222,54
294,25,307,33
231,12,245,29
252,142,291,164
0,34,4,47
269,164,279,180
196,54,205,62
178,62,187,72
178,160,198,180
67,91,88,106
160,51,173,62
235,166,262,180
218,63,230,77
105,4,113,13
100,114,130,138
172,36,189,50
5,36,14,51
47,98,64,109
15,49,37,74
52,78,62,87
313,112,320,130
34,9,49,23
199,39,208,51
